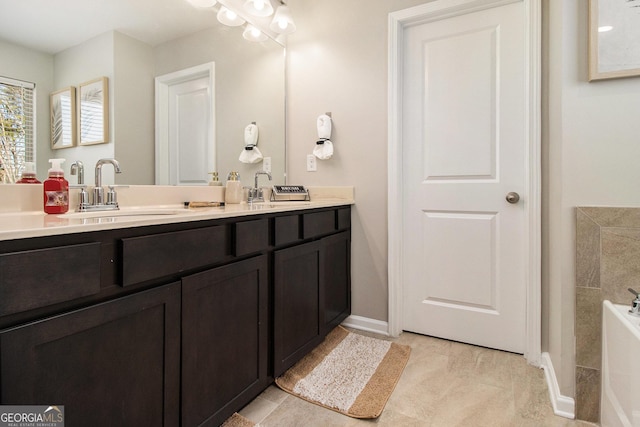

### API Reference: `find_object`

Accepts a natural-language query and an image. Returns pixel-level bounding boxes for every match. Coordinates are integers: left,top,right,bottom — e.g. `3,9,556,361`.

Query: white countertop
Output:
0,186,354,241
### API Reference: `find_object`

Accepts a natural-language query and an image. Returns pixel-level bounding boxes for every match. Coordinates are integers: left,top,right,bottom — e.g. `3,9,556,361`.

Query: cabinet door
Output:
273,241,322,377
182,255,269,427
321,231,351,335
0,283,181,427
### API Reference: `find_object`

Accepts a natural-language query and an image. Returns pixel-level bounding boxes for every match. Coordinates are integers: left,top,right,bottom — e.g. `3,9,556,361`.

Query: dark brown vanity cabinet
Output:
0,283,181,427
181,255,269,427
0,205,351,426
274,240,323,376
273,229,351,377
321,231,351,335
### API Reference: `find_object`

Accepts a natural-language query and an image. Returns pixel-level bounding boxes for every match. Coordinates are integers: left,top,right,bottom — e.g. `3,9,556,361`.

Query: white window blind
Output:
0,76,35,183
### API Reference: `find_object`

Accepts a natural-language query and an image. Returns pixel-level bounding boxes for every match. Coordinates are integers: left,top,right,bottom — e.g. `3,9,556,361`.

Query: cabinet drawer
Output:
235,219,269,256
274,215,300,246
337,207,351,230
0,242,101,316
302,210,336,239
121,226,229,286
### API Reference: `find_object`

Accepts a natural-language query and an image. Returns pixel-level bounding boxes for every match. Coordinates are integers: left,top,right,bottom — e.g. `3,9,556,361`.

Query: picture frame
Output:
50,87,76,149
79,77,109,145
589,0,640,81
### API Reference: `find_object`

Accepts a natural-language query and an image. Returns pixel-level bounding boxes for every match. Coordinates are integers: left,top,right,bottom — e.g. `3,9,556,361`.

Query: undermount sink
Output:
59,207,188,219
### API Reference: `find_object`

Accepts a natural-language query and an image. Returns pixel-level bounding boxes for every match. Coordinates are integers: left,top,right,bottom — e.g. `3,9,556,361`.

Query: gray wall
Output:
285,0,432,323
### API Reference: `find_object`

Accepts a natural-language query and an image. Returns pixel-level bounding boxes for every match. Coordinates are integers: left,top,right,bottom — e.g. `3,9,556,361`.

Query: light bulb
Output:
217,6,245,26
243,0,273,17
243,24,268,42
269,5,296,34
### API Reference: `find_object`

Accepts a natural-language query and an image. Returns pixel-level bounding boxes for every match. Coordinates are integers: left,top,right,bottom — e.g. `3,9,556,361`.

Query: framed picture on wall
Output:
589,0,640,81
50,87,76,149
79,77,109,145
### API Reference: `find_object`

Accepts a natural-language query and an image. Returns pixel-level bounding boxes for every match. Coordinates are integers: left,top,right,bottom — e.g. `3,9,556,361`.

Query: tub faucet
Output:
91,158,122,209
628,288,640,316
248,171,272,203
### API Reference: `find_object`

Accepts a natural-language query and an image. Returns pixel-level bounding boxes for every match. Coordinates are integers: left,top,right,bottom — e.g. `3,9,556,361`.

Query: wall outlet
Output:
263,157,271,173
306,154,317,172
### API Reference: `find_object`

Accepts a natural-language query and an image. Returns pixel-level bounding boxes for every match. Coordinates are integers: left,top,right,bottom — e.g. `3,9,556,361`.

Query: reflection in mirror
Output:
79,77,109,146
0,0,286,187
50,86,76,149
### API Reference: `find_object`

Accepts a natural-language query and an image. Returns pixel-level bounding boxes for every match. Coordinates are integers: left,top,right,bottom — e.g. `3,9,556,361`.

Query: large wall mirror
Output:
0,0,286,187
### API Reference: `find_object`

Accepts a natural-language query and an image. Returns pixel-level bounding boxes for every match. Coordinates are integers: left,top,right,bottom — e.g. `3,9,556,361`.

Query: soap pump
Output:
225,171,243,204
43,158,69,214
17,162,41,184
208,171,222,186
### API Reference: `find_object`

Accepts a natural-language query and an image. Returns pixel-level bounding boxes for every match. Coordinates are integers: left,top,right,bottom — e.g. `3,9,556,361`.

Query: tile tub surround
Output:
575,207,640,423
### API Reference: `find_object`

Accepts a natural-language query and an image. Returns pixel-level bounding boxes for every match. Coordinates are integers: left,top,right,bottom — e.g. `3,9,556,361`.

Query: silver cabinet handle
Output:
506,192,520,204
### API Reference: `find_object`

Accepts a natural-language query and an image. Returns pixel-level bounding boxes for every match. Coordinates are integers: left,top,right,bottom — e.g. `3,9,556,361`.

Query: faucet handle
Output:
106,185,120,206
70,185,90,209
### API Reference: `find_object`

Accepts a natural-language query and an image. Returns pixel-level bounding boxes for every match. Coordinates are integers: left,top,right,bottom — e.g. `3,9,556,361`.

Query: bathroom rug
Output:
275,326,411,419
220,412,255,427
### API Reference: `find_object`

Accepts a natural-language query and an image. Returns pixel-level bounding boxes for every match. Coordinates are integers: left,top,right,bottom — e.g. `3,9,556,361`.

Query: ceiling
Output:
0,0,272,55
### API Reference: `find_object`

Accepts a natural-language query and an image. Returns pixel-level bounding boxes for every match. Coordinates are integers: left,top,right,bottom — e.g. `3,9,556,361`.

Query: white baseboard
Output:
341,315,390,336
541,352,575,419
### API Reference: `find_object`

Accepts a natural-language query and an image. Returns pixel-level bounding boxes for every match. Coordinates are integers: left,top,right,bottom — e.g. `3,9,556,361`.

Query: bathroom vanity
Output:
0,196,352,426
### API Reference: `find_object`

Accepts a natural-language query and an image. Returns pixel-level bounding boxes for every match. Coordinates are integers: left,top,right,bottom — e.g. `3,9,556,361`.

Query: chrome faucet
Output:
70,160,84,184
248,171,272,202
69,160,89,207
76,158,122,212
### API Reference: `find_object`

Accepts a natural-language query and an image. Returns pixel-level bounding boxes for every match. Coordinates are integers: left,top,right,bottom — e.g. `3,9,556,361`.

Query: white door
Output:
401,1,528,353
155,63,215,186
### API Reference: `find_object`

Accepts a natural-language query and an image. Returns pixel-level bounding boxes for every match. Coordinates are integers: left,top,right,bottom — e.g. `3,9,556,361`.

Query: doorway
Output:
387,0,541,363
155,63,216,186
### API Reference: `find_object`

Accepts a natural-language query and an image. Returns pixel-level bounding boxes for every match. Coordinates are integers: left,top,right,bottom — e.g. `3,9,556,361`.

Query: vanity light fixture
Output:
243,24,268,42
217,6,246,26
269,2,295,34
185,0,218,8
243,0,274,17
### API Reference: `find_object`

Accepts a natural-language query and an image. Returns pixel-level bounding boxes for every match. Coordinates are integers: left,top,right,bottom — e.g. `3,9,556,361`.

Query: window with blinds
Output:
0,76,35,183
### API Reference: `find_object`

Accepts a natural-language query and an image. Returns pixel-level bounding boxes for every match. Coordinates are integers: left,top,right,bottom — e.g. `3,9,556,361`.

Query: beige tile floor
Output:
239,330,598,427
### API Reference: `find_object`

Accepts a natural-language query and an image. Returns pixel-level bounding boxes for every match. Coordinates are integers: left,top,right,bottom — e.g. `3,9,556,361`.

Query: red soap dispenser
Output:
17,162,41,184
43,158,69,214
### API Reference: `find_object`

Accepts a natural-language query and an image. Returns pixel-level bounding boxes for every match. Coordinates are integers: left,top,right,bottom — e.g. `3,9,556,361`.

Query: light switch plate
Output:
306,154,317,172
263,157,271,173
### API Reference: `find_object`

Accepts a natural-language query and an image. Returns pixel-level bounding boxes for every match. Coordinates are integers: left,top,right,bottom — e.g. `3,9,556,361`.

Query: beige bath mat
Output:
275,326,411,419
220,412,255,427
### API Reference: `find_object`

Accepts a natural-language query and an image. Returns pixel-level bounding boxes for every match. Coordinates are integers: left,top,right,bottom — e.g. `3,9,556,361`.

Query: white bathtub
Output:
602,300,640,427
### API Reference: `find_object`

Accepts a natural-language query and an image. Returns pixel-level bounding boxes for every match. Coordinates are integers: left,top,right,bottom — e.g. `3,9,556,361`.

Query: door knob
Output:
506,192,520,204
